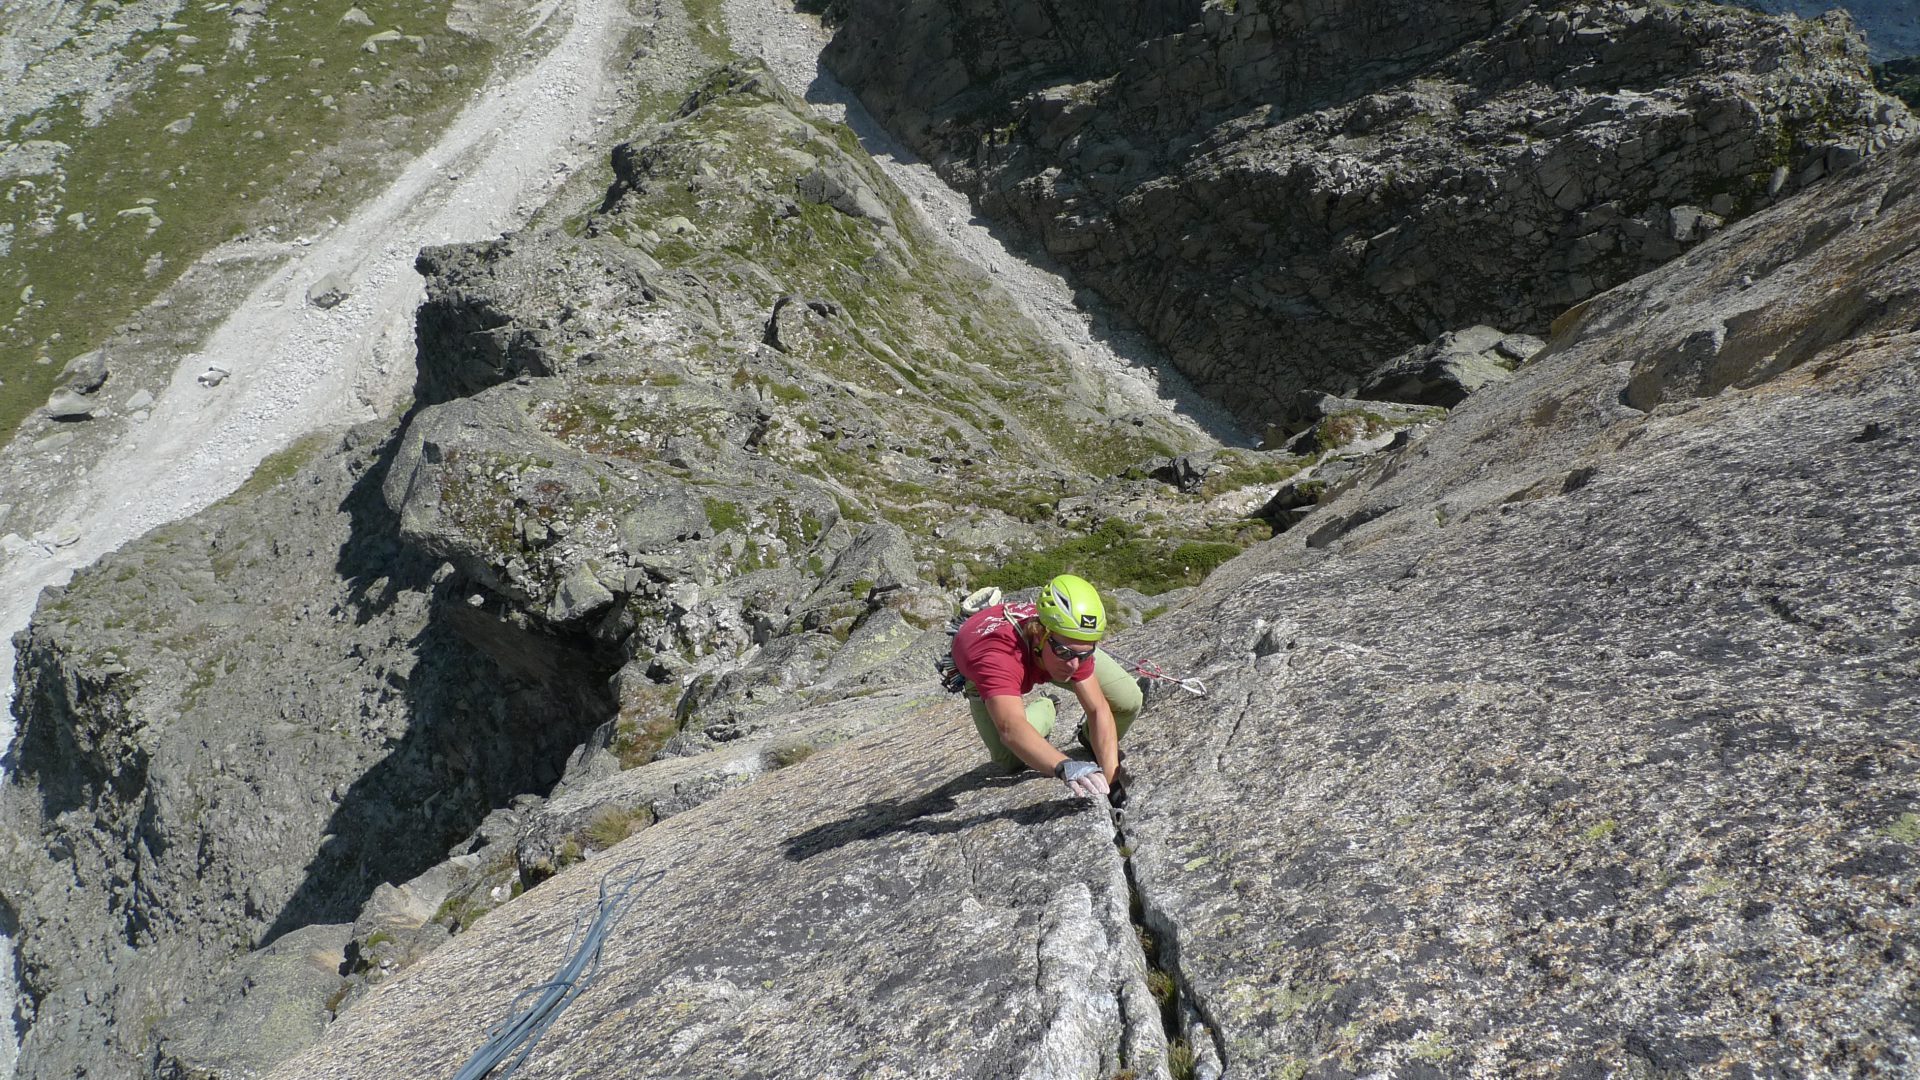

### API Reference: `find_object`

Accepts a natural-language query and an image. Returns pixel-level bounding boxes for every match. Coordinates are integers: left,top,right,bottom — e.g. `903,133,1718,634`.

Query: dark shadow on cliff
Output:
782,763,1081,861
260,423,615,947
790,64,1255,450
0,892,23,1049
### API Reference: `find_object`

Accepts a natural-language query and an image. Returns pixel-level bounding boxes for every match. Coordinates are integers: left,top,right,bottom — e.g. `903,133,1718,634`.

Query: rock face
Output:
9,14,1920,1080
1,60,1292,1080
273,716,1168,1080
820,0,1914,427
0,426,612,1080
266,98,1920,1080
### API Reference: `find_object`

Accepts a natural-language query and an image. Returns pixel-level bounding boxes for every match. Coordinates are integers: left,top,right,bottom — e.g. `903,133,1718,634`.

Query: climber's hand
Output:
1055,759,1110,799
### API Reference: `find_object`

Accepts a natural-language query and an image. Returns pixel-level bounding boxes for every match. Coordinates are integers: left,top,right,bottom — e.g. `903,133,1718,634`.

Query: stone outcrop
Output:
0,61,1291,1079
266,108,1920,1080
819,0,1914,427
10,9,1920,1080
0,425,611,1080
1357,324,1543,408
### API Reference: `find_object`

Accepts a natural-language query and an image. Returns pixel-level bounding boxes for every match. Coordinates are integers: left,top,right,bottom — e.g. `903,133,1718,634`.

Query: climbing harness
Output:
933,586,1003,693
453,861,665,1080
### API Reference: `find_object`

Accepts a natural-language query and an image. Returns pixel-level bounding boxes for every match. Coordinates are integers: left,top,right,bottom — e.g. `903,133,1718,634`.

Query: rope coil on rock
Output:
452,861,664,1080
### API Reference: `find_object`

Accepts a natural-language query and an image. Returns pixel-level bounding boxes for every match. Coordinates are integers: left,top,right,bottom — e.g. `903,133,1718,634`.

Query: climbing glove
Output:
1054,759,1110,799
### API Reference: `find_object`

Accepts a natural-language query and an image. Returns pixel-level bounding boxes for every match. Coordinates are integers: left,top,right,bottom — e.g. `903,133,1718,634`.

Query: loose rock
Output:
306,272,350,309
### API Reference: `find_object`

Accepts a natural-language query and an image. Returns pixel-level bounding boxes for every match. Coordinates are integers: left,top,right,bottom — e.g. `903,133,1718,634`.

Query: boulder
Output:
41,388,96,420
796,158,892,224
1356,324,1543,407
59,350,109,393
306,272,350,309
548,562,616,624
1144,451,1214,493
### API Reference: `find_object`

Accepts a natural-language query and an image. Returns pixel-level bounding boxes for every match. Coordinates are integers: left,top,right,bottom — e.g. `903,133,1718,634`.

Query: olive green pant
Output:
967,649,1143,770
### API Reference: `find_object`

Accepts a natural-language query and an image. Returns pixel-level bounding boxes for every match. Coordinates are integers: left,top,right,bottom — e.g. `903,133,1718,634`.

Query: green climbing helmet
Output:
1036,573,1106,642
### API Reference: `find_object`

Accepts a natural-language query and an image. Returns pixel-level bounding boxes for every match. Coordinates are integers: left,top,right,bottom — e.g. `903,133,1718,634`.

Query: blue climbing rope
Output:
452,860,664,1080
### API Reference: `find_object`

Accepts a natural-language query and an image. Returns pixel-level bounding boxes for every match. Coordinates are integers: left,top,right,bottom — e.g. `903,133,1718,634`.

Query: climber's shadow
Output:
782,763,1079,861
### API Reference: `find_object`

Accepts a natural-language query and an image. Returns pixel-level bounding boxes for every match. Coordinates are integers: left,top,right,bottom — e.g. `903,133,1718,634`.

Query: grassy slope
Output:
0,0,499,439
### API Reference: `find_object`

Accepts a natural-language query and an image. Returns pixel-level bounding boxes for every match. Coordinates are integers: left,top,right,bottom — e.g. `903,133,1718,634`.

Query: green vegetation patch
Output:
613,698,682,771
702,496,746,533
222,430,334,503
0,0,499,438
584,804,655,849
990,518,1268,596
1882,812,1920,844
1875,57,1920,111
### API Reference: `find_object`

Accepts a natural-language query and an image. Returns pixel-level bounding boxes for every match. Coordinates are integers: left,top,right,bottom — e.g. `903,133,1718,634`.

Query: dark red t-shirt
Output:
950,601,1093,698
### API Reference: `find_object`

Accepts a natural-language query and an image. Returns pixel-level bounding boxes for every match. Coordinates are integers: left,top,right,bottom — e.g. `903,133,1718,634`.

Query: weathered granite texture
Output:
820,0,1916,428
272,711,1176,1080
0,424,611,1080
1099,129,1920,1077
2,61,1298,1080
265,107,1918,1080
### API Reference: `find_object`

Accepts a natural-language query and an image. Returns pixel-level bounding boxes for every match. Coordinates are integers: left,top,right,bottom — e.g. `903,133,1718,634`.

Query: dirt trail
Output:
0,0,636,746
0,3,636,1072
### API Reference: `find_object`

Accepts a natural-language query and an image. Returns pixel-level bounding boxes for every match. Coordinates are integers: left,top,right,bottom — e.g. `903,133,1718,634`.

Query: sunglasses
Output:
1046,636,1095,664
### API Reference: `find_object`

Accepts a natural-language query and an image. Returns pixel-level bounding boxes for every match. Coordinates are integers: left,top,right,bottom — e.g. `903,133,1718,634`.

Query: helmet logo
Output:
1080,614,1098,628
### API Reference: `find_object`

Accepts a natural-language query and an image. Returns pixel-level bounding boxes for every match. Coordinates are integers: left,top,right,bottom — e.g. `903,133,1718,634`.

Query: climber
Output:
947,573,1143,800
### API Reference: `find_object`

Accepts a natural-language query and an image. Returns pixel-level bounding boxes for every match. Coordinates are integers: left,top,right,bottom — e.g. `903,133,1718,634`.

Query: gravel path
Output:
0,0,636,745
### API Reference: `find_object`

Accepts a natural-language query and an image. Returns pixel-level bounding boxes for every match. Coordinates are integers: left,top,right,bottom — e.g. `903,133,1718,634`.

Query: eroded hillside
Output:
818,0,1914,429
270,110,1920,1080
2,2,1916,1078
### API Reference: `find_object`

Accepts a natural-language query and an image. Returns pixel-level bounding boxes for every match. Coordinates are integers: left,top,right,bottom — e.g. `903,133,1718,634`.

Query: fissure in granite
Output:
1112,798,1226,1079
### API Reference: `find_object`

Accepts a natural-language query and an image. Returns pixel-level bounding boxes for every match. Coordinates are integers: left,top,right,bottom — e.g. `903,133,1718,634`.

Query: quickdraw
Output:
1107,652,1209,698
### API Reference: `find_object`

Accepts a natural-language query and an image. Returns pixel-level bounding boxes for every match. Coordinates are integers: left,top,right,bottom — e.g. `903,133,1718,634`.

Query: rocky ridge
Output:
271,101,1920,1080
3,4,1916,1080
0,56,1314,1080
818,0,1915,430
